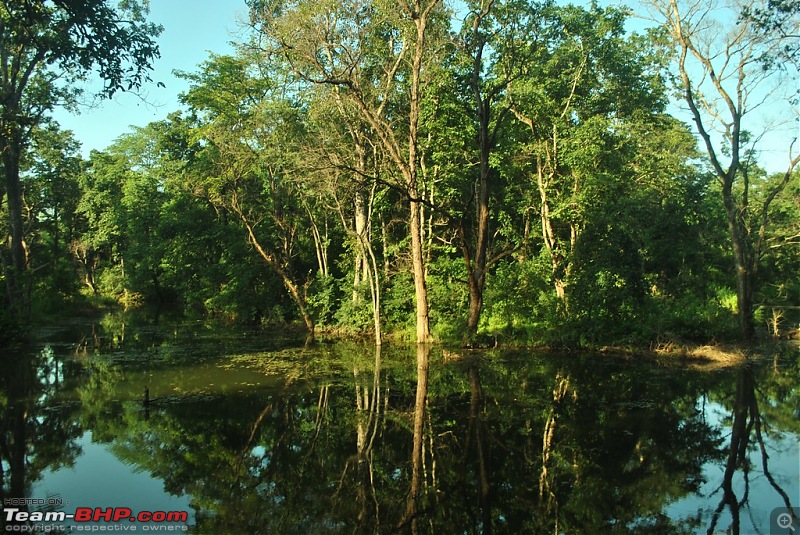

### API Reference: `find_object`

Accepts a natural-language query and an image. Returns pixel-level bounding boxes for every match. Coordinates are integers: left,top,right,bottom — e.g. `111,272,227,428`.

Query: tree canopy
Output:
3,0,799,348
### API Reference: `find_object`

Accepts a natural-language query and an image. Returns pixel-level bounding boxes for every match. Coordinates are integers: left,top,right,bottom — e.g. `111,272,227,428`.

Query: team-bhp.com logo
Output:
4,506,189,532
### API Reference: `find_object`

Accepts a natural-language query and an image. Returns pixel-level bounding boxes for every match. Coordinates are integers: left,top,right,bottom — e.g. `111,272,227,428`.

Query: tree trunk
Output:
240,214,315,337
403,7,437,345
282,275,315,337
353,188,383,346
723,195,755,341
2,133,27,317
409,195,432,343
353,191,368,302
466,95,492,335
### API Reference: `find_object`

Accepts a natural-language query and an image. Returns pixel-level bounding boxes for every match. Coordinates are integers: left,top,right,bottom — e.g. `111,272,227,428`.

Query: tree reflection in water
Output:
706,364,798,535
1,346,83,530
402,343,431,533
7,320,799,534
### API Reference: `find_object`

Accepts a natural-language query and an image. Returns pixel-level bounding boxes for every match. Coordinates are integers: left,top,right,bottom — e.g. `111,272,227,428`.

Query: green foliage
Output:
382,272,416,333
1,0,163,326
333,281,375,332
8,0,799,348
481,257,553,341
427,255,470,339
307,274,341,327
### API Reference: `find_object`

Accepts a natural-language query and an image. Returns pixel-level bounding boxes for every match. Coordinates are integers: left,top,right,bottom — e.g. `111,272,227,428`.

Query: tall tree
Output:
0,0,161,320
247,0,447,343
305,88,387,345
647,0,800,340
21,123,85,300
450,0,550,337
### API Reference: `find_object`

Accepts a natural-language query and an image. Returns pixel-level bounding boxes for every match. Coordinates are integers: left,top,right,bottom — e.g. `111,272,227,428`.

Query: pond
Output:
1,312,798,534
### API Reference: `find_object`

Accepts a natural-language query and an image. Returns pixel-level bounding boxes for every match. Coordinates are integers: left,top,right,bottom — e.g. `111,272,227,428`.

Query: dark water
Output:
1,312,798,534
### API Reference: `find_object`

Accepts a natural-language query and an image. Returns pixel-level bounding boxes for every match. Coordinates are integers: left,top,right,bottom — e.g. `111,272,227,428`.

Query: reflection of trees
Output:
69,342,799,534
532,361,725,534
332,346,384,530
539,371,570,532
424,356,726,534
449,361,494,534
707,365,798,535
403,344,432,532
0,347,84,529
467,364,492,534
77,344,403,532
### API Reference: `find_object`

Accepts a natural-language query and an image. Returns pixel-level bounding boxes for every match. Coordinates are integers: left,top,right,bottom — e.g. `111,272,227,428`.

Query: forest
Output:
2,0,799,348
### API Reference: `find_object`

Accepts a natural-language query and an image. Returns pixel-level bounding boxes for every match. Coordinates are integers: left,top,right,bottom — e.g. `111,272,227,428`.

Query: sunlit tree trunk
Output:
409,195,432,343
406,7,437,344
351,176,383,345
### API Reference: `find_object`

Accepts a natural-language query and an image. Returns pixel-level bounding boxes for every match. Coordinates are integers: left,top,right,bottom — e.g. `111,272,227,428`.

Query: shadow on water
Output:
1,314,798,534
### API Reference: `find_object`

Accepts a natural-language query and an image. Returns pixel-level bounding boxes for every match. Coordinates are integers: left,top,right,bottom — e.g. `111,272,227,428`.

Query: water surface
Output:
2,313,798,534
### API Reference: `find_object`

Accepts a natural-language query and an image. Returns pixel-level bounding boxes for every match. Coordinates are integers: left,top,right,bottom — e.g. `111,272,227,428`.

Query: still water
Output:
1,312,798,534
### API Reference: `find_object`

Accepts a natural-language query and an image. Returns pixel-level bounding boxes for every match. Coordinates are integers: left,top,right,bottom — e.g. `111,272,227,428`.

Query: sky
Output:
52,0,248,156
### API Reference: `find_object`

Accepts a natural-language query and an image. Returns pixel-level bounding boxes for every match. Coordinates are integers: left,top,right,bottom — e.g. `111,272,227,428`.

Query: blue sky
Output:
53,0,247,156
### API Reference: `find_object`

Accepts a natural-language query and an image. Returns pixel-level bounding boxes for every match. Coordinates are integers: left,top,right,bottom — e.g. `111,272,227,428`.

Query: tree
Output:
304,88,387,345
449,0,548,337
742,0,800,53
179,53,319,335
74,149,128,296
21,123,85,303
647,0,800,340
506,4,667,304
247,0,448,343
0,0,161,321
